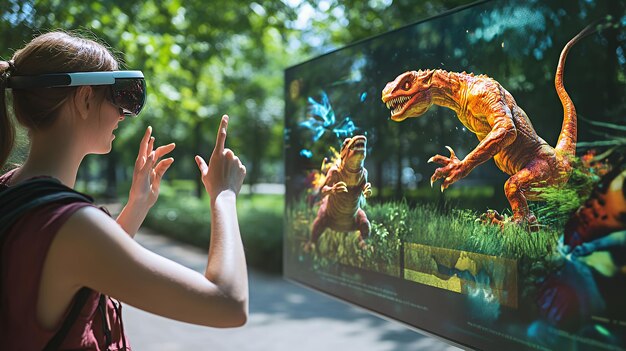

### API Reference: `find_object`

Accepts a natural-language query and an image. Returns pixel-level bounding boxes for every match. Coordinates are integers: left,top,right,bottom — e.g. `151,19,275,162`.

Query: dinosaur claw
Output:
441,185,445,193
430,179,434,188
427,156,435,163
445,145,456,158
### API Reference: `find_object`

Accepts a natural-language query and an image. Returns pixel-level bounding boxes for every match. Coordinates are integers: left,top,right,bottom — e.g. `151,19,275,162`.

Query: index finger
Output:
212,115,228,155
138,126,152,159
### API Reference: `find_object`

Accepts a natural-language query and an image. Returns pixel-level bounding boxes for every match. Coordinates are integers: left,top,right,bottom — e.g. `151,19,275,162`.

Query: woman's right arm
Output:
194,114,248,320
41,115,248,328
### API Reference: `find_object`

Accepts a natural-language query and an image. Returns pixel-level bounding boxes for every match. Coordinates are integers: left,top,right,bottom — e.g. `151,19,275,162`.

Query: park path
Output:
123,227,462,351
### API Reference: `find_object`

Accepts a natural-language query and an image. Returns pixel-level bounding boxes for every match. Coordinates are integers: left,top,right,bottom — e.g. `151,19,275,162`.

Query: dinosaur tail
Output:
555,23,597,155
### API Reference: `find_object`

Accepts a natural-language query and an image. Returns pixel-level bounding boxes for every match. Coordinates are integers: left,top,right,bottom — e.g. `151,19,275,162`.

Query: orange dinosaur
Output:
304,135,372,252
381,25,594,228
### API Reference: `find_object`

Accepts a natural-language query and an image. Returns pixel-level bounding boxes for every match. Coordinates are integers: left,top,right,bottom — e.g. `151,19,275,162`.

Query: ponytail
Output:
0,60,16,171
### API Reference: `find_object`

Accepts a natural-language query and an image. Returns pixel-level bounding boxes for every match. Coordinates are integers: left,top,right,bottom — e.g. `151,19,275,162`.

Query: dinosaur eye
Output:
403,81,411,90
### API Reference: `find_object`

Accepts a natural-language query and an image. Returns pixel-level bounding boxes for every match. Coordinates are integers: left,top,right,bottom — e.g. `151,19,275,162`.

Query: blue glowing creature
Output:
299,91,360,145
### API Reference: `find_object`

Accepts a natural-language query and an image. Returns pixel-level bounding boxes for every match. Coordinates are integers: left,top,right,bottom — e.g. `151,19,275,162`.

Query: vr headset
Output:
7,71,146,117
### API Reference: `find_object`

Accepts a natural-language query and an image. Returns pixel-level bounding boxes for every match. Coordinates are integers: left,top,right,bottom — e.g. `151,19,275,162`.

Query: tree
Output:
1,0,300,197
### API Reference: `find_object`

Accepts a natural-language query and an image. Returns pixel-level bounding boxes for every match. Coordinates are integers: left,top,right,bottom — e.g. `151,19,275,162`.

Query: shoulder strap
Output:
0,178,93,234
42,288,93,351
0,177,95,350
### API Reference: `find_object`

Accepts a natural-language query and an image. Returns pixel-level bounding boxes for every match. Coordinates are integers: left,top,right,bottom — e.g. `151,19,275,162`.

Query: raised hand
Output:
195,115,246,201
118,126,175,236
363,182,372,198
331,181,348,193
428,145,466,192
129,126,175,207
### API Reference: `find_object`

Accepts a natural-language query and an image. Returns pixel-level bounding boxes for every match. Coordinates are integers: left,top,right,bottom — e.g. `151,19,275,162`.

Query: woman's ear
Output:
73,86,93,120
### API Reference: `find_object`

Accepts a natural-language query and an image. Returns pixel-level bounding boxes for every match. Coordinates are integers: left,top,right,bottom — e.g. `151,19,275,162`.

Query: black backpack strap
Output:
0,177,95,350
42,287,93,351
0,178,93,233
98,294,113,347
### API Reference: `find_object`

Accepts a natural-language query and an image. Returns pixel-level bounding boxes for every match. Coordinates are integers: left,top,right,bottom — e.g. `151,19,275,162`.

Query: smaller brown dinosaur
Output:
380,25,594,228
305,135,372,251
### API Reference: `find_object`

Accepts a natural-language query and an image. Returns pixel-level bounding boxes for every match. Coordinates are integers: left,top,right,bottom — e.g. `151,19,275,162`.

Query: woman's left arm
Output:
117,126,175,237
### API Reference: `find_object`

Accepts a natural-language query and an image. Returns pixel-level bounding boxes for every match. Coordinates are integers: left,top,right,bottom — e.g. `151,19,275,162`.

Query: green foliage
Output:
285,196,402,275
367,201,411,236
286,194,564,295
5,0,623,282
1,0,481,193
1,0,304,193
293,0,476,53
285,196,317,256
391,202,561,262
530,161,598,228
144,191,284,272
143,193,211,247
237,195,284,273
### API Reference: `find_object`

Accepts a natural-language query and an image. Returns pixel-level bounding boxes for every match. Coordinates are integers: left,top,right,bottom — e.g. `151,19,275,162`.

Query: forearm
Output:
465,122,516,168
205,191,248,308
116,199,151,238
321,185,333,196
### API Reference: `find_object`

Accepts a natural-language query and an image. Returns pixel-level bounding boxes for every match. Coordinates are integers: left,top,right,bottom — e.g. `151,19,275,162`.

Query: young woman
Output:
0,31,248,350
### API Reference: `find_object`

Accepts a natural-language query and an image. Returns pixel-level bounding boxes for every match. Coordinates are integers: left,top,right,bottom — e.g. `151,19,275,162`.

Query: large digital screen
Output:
284,1,626,350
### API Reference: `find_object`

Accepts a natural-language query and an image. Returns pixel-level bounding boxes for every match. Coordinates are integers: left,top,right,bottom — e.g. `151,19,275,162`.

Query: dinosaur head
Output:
340,135,367,171
381,70,434,121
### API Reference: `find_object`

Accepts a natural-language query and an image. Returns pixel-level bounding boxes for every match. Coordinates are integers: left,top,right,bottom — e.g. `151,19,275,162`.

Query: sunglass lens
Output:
111,78,146,116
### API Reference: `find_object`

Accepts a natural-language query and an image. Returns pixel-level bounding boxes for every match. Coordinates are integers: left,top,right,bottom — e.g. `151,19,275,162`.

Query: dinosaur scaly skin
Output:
381,26,591,227
305,135,372,250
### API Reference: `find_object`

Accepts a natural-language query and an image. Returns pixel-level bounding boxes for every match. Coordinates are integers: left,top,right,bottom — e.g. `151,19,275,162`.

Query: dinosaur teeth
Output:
386,95,412,113
352,141,366,150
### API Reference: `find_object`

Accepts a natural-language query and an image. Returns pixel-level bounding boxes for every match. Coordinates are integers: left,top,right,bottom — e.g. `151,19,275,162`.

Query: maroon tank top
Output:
0,169,131,350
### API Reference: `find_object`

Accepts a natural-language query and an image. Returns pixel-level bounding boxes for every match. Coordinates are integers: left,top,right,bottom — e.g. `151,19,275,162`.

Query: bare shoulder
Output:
45,206,246,327
52,206,143,278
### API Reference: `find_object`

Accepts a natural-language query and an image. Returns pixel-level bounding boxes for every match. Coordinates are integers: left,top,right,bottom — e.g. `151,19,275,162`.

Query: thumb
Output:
195,155,208,176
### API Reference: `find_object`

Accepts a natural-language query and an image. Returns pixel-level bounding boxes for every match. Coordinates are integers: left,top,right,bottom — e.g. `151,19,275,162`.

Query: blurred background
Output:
1,0,478,273
3,1,624,350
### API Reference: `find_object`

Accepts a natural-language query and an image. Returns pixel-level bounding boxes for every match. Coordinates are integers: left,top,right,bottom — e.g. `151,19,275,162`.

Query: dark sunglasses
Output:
7,71,146,117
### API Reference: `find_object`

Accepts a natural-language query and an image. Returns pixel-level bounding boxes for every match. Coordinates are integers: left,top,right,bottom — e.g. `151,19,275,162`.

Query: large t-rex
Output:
381,26,593,227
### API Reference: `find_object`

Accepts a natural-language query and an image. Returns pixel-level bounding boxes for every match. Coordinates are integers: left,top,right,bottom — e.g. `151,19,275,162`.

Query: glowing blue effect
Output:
437,263,500,321
300,149,313,158
298,92,336,142
299,119,326,141
360,92,367,102
299,91,361,145
526,320,557,345
333,117,356,138
307,92,335,127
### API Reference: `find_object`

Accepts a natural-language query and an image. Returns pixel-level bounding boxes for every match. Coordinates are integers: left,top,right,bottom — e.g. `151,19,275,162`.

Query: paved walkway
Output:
124,227,462,351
